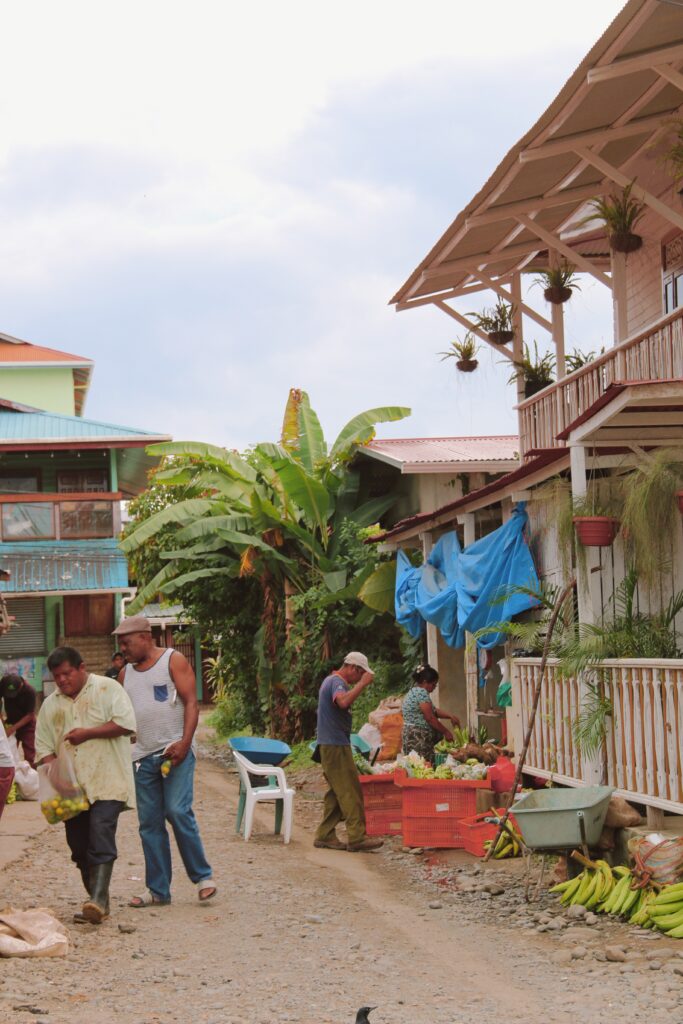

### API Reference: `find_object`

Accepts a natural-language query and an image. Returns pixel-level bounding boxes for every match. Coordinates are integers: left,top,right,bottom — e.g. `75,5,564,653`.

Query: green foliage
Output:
582,182,645,236
438,332,479,363
507,341,555,389
533,262,580,295
660,119,683,185
620,449,683,587
469,300,514,335
572,683,612,758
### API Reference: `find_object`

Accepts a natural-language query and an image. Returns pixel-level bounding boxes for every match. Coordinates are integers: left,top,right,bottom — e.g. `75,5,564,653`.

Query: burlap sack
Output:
604,796,642,829
0,908,68,957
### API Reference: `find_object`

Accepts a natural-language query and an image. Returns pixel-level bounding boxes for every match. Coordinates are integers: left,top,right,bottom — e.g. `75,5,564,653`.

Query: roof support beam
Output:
395,282,489,310
515,213,612,288
575,147,683,233
520,113,667,163
420,239,545,281
465,184,603,228
432,300,515,362
655,63,683,93
475,271,553,333
586,42,683,83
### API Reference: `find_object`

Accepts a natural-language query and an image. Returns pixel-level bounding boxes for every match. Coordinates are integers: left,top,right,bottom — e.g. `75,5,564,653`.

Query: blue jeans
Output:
134,750,212,902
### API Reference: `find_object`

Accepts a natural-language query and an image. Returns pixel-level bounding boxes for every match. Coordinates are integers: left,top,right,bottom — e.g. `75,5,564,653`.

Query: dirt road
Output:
1,749,682,1024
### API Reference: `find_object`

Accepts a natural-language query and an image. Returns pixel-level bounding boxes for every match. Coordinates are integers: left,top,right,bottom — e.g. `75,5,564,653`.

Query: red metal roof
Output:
0,339,92,365
364,435,519,469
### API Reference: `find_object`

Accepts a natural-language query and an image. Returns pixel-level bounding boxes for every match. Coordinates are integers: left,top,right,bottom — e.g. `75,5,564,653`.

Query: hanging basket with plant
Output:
507,341,555,399
581,182,645,254
534,262,581,305
469,300,515,344
438,332,480,373
571,490,621,548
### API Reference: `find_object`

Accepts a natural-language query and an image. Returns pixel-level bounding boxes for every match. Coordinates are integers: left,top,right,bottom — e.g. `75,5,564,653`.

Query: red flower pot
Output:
573,516,620,547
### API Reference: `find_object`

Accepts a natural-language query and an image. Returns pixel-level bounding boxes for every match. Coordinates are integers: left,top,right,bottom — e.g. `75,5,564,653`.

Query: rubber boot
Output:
73,864,93,924
82,862,114,924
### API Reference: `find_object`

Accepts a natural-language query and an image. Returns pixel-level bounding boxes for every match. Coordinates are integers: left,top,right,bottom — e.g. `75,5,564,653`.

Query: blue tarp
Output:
394,505,539,649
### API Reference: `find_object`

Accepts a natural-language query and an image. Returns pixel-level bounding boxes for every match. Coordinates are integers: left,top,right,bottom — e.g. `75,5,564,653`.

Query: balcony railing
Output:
511,657,683,814
518,307,683,455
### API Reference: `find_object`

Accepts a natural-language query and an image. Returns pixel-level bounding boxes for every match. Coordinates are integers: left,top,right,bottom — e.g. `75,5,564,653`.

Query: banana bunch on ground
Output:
482,823,522,859
551,861,669,930
648,883,683,938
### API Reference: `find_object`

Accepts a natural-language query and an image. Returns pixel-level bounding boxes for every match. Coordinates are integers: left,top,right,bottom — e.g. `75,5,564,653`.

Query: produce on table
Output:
483,821,523,858
648,882,683,938
40,794,90,824
353,751,375,775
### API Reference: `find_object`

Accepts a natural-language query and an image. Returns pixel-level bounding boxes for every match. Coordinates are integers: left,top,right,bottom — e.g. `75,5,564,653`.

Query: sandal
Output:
197,880,217,902
128,893,171,908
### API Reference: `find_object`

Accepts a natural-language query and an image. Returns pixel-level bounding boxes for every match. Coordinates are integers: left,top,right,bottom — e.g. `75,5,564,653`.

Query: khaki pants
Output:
315,745,366,845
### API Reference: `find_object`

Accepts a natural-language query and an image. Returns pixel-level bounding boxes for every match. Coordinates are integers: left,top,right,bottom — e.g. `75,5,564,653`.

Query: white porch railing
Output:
518,307,683,455
511,657,683,814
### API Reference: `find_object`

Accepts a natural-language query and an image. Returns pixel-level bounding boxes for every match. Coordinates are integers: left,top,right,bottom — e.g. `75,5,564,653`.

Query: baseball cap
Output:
112,615,152,636
343,651,371,673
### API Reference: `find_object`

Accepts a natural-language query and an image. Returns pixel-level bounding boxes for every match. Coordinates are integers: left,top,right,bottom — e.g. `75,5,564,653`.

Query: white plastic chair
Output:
231,749,294,844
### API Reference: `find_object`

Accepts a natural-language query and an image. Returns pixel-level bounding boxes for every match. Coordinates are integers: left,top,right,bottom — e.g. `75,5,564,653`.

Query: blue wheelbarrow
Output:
229,737,292,837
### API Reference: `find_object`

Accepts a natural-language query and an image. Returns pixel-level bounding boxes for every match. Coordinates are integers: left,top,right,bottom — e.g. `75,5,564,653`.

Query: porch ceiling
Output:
392,0,683,308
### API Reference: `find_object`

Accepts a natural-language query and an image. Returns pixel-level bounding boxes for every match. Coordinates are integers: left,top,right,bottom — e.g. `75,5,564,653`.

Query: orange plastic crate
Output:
359,774,403,836
394,773,488,848
460,808,517,857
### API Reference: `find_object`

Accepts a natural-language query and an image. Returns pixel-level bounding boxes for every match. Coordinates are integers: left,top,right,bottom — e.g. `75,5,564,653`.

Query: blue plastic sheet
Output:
394,505,539,649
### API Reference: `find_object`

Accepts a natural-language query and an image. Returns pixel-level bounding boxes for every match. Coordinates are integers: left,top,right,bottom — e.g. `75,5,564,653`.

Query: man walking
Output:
314,652,383,853
35,647,136,924
1,674,37,767
114,615,216,907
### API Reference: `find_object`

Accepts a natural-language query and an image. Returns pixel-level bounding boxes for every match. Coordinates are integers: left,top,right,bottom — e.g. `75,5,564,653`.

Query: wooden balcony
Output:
511,658,683,815
518,307,683,455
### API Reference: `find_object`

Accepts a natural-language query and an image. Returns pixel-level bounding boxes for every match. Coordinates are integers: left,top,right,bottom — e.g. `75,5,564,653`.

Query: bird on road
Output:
355,1008,377,1024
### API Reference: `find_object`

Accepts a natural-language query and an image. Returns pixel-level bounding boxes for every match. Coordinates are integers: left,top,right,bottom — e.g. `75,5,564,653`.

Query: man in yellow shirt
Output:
36,646,137,925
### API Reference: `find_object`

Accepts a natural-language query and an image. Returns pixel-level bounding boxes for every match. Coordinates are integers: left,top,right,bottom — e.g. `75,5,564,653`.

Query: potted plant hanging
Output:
619,449,683,586
581,182,645,254
470,300,515,344
658,119,683,198
507,341,555,398
438,332,480,373
533,262,580,305
572,493,620,548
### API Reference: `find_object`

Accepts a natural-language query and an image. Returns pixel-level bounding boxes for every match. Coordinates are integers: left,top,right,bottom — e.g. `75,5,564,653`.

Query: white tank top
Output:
123,649,187,761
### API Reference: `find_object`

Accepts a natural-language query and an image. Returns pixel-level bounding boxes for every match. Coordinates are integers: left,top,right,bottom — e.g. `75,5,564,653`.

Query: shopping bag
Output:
37,743,89,824
14,762,39,801
0,909,68,958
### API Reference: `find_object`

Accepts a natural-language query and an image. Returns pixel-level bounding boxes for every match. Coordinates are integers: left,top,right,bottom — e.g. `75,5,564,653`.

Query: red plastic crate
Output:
394,772,488,848
460,808,517,857
359,774,403,836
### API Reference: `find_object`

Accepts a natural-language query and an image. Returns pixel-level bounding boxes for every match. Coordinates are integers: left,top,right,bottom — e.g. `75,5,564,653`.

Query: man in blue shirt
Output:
314,652,383,853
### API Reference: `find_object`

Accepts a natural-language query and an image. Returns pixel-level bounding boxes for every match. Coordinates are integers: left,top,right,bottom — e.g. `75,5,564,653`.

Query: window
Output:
59,501,113,539
662,235,683,313
0,474,39,494
63,595,114,636
57,470,108,493
1,503,54,540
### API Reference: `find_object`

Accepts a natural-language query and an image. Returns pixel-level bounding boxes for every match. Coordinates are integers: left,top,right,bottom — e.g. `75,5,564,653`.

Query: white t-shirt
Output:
0,727,15,769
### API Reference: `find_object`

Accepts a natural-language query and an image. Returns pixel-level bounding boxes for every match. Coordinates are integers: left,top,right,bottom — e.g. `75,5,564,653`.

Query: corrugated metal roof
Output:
363,435,519,470
0,539,129,594
0,409,167,444
0,338,92,365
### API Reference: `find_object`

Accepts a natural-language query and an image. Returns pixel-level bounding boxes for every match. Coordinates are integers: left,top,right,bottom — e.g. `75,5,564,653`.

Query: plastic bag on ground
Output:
604,795,642,828
0,908,68,957
6,734,20,767
368,697,404,762
628,836,683,886
37,743,89,824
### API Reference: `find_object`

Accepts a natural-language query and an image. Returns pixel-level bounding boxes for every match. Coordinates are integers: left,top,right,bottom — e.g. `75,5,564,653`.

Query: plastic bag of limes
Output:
37,742,89,824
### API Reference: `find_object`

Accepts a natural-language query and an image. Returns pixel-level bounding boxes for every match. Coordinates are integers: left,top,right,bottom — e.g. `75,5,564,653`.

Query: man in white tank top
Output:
114,615,216,907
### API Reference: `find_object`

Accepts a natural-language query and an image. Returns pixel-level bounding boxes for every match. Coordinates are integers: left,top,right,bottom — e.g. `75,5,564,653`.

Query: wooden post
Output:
611,250,628,343
511,273,525,466
458,513,479,733
570,443,600,626
550,251,566,378
419,531,440,701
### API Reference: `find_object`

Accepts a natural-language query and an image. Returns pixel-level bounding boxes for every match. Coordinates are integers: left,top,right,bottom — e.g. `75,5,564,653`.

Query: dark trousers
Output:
14,717,36,767
0,766,14,822
64,799,125,869
315,745,367,845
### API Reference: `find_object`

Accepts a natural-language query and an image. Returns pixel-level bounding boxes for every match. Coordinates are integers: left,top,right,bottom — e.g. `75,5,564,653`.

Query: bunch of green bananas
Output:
551,862,663,928
648,883,683,938
483,824,522,859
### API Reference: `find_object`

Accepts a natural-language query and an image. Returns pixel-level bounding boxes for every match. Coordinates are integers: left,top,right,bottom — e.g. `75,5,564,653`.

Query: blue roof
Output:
0,409,168,444
0,539,129,593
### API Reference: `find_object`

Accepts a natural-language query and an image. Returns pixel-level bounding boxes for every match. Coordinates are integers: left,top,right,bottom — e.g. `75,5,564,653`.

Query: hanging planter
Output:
469,300,515,346
609,230,642,254
456,358,478,373
487,329,514,345
507,341,555,400
573,516,620,547
544,285,573,304
438,332,480,375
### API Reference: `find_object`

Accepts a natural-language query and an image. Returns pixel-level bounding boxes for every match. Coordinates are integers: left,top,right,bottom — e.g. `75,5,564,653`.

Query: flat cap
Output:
112,615,152,636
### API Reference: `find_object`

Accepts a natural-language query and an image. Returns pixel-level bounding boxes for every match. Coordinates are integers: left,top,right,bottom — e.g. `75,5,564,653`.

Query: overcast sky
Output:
0,1,624,449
